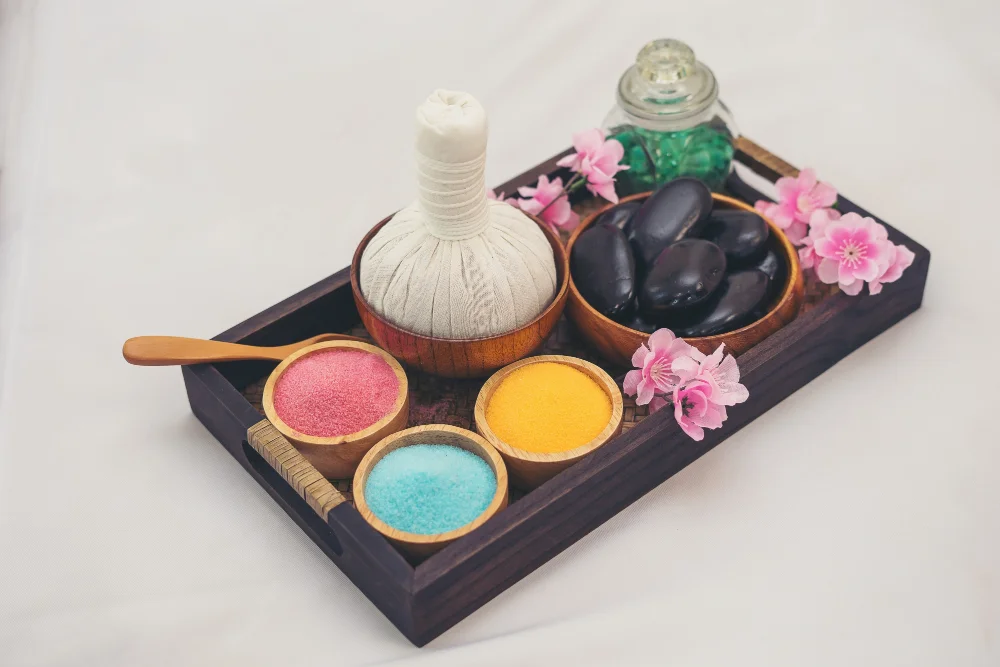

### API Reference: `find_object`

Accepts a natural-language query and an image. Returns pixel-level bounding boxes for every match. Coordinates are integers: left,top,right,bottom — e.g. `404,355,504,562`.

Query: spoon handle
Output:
123,336,304,366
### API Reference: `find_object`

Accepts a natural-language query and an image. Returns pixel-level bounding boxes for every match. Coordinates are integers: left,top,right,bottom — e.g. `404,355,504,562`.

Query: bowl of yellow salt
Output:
474,355,623,488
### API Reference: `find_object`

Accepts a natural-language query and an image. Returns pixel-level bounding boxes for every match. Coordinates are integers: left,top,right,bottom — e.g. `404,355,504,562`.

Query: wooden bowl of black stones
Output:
566,178,804,366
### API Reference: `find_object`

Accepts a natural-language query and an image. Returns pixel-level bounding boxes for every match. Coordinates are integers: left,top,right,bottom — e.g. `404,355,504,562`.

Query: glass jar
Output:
604,39,738,193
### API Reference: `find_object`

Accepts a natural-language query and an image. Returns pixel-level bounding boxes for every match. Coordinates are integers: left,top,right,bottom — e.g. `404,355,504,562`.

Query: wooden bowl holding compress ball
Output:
351,213,569,379
566,191,805,366
261,340,409,478
353,425,509,558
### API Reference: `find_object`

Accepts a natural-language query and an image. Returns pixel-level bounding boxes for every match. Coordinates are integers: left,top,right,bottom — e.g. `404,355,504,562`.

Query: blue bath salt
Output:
364,444,497,535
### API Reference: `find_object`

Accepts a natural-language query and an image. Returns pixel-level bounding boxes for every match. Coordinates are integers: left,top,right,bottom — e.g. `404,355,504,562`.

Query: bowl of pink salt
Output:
262,341,409,478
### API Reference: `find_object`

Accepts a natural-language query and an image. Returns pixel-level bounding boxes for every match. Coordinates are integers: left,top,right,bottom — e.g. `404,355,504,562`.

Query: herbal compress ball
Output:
360,90,558,339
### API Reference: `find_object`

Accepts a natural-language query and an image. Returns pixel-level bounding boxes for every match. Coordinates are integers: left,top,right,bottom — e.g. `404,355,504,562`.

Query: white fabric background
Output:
2,1,998,665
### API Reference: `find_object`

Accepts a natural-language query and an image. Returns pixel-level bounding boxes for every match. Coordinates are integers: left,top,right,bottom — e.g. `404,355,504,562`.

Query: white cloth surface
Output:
1,1,999,665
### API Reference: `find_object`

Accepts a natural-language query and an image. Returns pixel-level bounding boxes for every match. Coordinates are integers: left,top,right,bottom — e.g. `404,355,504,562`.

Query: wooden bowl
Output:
565,192,805,366
474,355,624,489
262,340,409,478
351,214,570,379
352,425,509,558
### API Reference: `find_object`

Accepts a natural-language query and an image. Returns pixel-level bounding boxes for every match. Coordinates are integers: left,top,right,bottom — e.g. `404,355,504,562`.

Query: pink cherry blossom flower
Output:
556,128,629,204
486,189,517,205
755,168,837,245
623,329,700,406
649,396,669,414
798,208,841,269
517,175,580,232
813,212,891,296
671,343,749,407
868,242,915,295
672,380,727,441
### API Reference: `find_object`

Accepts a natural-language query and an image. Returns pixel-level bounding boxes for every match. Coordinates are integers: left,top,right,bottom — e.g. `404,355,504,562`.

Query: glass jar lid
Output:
616,39,720,128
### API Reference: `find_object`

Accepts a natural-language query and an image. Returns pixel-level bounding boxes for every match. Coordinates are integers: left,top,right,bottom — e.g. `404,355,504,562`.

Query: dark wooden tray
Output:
183,139,930,646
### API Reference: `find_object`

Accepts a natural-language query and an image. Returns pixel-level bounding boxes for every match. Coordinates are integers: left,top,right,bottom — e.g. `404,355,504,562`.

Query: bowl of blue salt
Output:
353,425,509,558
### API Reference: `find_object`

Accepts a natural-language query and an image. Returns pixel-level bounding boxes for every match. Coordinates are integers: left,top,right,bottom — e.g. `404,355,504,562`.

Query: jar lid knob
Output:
636,39,696,86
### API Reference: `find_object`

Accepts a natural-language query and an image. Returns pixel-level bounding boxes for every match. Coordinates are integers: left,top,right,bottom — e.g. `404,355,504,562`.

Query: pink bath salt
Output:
273,349,399,437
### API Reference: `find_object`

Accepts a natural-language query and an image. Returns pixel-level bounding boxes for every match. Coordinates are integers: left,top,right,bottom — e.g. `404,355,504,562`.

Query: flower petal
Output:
770,206,795,229
774,176,801,202
684,389,709,420
718,382,749,406
623,369,642,396
693,402,725,430
678,419,705,441
838,261,858,286
785,221,809,245
559,209,581,231
631,343,651,369
838,212,864,227
516,198,540,215
816,258,841,284
825,222,853,245
840,279,864,295
647,328,677,353
796,168,818,191
811,181,837,208
649,396,669,414
602,138,625,163
671,356,701,382
855,257,880,282
715,351,740,383
589,179,619,204
636,379,655,406
572,128,604,155
813,237,839,259
799,246,817,269
754,200,775,215
880,243,914,284
556,153,578,168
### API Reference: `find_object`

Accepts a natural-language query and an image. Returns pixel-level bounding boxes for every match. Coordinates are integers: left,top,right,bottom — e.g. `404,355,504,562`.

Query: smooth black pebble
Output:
698,209,769,267
594,200,643,237
639,239,726,322
753,248,783,282
753,247,788,306
627,178,713,274
570,222,636,321
624,313,659,334
672,269,771,337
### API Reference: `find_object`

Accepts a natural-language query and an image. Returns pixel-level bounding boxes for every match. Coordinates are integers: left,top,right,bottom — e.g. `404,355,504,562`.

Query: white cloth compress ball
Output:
359,90,558,340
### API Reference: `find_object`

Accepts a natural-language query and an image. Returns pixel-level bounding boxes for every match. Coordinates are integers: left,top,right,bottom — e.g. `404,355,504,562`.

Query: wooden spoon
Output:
122,333,366,366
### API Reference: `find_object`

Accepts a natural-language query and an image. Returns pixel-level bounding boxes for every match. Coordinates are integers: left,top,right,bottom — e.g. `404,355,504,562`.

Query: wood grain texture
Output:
473,355,623,488
409,229,930,645
350,214,570,378
246,419,345,517
183,361,417,639
261,340,410,478
122,333,363,366
734,135,800,180
565,192,805,365
182,141,930,647
352,425,509,559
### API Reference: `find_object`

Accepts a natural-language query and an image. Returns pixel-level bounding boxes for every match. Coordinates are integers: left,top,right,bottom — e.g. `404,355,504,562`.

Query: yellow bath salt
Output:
486,362,612,453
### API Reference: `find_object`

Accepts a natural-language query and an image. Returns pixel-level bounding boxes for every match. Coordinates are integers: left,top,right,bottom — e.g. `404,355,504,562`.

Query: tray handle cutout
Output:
246,420,346,519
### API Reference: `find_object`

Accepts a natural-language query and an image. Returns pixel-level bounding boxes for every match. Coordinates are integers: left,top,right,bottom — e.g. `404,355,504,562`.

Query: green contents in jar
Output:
612,124,734,194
